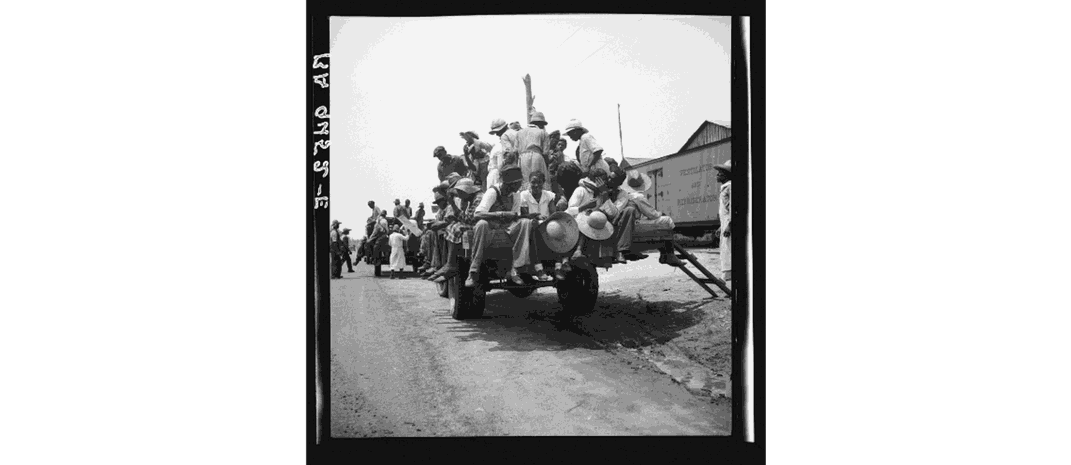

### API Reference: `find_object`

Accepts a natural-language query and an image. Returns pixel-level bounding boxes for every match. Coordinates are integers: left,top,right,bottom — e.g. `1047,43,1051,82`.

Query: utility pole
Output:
618,103,625,160
523,74,535,124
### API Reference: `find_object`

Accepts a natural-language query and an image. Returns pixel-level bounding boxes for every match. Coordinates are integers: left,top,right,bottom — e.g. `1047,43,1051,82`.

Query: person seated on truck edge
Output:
419,185,451,275
620,168,683,267
563,168,619,269
516,171,559,282
602,166,649,264
429,176,482,283
422,173,463,277
465,164,542,288
365,200,381,238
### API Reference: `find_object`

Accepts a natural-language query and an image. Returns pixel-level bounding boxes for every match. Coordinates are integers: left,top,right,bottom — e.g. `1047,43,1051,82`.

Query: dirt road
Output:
330,257,730,437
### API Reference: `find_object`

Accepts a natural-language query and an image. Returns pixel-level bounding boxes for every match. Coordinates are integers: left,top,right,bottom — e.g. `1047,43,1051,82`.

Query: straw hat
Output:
443,172,463,187
453,178,480,194
576,210,614,240
331,220,341,227
539,212,580,254
714,160,731,173
622,170,652,193
562,119,589,135
341,228,352,234
459,130,480,140
530,112,547,125
489,118,508,134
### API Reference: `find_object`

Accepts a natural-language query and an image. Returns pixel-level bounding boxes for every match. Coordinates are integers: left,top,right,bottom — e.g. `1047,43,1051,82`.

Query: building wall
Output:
636,140,731,227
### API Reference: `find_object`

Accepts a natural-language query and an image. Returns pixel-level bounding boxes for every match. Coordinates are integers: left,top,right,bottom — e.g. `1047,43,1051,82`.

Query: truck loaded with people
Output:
331,113,732,320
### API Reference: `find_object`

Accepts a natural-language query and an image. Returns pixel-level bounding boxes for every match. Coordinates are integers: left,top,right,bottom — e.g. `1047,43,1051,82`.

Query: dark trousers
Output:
613,206,638,253
344,251,354,272
332,252,343,278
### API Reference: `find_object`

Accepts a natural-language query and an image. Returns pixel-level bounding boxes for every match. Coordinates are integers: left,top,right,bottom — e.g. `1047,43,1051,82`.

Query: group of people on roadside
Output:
418,112,687,288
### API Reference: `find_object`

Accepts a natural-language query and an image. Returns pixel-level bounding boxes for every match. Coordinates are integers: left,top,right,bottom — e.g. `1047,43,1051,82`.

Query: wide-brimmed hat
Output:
530,112,547,125
341,228,352,234
562,119,589,135
459,130,480,139
445,172,463,185
453,178,480,194
539,212,580,254
509,121,522,130
714,160,731,173
576,210,613,240
331,220,341,227
489,118,508,134
433,146,447,158
622,170,653,193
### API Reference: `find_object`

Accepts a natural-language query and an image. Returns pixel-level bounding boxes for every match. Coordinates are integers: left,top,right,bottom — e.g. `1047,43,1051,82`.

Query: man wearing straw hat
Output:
562,118,611,178
486,118,520,188
460,130,492,188
715,160,732,284
330,220,344,279
619,168,683,266
466,164,541,287
513,111,551,192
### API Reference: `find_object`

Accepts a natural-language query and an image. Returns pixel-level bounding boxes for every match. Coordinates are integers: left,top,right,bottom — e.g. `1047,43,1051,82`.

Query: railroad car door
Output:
646,168,663,209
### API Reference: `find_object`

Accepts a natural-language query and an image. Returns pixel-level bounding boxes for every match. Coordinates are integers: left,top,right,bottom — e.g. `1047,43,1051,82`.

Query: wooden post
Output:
618,103,624,160
523,74,535,124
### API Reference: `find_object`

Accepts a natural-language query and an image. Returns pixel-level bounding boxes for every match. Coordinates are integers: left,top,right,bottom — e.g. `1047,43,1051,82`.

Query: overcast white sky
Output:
329,15,730,238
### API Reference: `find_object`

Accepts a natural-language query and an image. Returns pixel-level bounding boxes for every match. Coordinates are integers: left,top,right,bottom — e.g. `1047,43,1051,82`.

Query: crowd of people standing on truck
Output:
330,112,732,288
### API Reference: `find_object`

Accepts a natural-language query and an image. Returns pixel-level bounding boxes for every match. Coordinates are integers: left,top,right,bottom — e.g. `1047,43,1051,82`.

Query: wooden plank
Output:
674,243,731,295
676,264,719,298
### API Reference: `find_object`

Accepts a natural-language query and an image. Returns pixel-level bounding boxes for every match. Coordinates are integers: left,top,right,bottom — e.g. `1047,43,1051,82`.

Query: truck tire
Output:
555,266,599,313
449,257,485,320
506,287,537,298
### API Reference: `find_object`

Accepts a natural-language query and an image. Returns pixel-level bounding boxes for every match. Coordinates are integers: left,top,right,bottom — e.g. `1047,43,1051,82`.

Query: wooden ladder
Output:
669,242,731,298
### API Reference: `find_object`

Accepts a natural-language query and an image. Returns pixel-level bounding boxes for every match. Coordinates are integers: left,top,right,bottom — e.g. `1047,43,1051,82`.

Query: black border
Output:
310,5,764,461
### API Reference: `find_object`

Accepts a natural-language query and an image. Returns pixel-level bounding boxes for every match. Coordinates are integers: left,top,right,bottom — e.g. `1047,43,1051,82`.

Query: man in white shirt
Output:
486,118,520,188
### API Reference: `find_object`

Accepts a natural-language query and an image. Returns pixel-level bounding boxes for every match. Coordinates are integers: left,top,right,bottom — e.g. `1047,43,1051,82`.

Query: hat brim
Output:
538,212,580,254
714,165,731,174
622,171,653,194
489,124,507,134
576,211,614,240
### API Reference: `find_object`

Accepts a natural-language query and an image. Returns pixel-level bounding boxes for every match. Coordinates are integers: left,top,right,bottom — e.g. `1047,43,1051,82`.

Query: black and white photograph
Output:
316,14,752,440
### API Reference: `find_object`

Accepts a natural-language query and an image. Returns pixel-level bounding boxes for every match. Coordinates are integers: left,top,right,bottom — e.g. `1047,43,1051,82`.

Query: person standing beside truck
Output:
330,220,344,279
341,228,355,273
429,177,482,283
388,225,408,279
715,161,731,285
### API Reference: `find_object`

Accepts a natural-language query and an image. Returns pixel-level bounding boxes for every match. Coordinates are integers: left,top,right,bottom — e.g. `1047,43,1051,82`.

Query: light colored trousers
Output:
469,218,538,273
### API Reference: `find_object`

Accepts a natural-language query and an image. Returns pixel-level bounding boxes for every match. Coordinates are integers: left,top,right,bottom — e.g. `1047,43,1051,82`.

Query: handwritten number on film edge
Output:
313,54,329,209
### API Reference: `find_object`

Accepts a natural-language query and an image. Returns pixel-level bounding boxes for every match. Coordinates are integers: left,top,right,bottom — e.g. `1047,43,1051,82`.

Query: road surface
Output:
330,262,730,436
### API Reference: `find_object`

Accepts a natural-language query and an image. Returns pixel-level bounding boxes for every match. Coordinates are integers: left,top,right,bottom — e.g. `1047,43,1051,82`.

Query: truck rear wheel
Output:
555,266,599,313
449,258,485,320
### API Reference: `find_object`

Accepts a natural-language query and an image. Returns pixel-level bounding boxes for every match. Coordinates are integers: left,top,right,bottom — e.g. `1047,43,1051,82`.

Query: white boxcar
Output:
628,137,731,235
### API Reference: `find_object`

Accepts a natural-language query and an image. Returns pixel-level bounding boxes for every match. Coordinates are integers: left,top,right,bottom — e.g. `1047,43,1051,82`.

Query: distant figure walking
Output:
388,226,408,279
341,228,355,273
